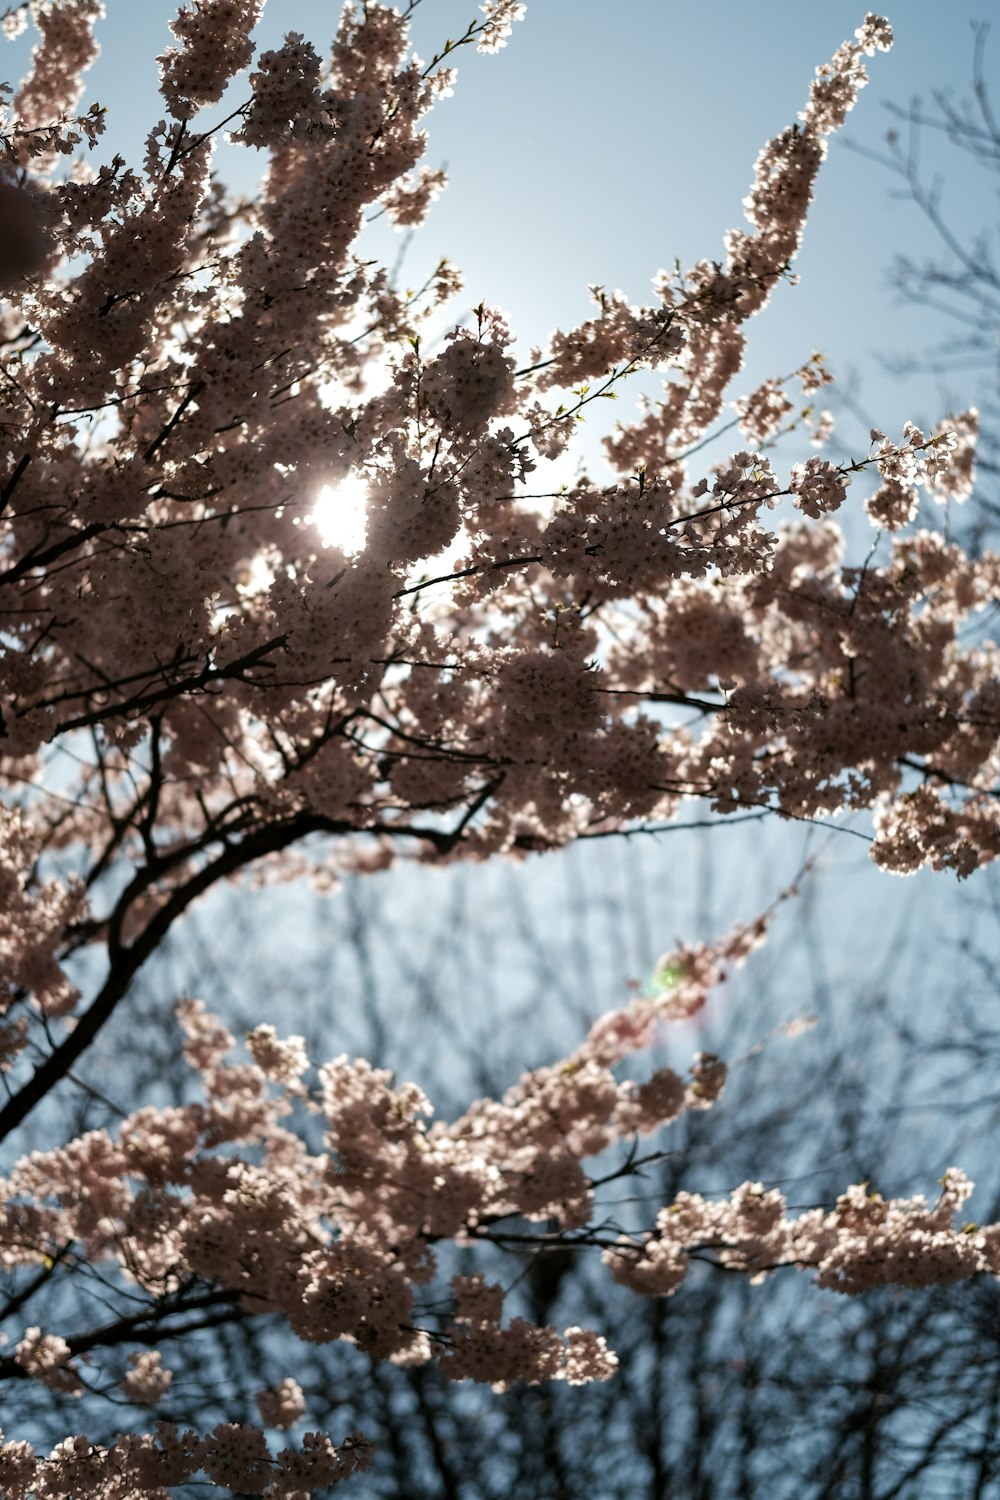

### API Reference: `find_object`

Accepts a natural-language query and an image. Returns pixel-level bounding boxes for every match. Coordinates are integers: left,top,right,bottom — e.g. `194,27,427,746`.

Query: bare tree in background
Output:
853,20,1000,552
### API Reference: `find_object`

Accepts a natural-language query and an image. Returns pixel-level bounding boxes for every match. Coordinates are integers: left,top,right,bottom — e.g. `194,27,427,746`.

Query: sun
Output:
309,472,369,556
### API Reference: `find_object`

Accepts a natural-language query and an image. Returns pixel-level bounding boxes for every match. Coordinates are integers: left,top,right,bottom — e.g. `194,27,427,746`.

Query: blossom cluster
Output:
605,1168,988,1299
0,1421,373,1498
3,925,1000,1494
0,923,753,1477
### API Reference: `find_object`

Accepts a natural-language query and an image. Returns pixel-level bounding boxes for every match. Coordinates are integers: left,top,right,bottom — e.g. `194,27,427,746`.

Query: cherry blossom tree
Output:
2,2,1000,1493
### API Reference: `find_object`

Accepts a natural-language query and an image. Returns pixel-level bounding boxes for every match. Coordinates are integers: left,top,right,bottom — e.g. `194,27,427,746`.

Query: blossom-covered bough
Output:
0,1,997,1492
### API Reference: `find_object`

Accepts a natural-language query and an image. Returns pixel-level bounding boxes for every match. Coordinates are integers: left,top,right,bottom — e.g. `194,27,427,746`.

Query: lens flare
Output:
310,473,368,555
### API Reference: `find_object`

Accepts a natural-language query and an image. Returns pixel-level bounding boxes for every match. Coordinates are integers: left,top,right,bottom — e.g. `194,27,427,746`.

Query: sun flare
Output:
309,473,369,556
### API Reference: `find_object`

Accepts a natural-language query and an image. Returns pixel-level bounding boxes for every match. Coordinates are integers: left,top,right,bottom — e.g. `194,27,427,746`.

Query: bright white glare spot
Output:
309,473,369,555
237,552,275,597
